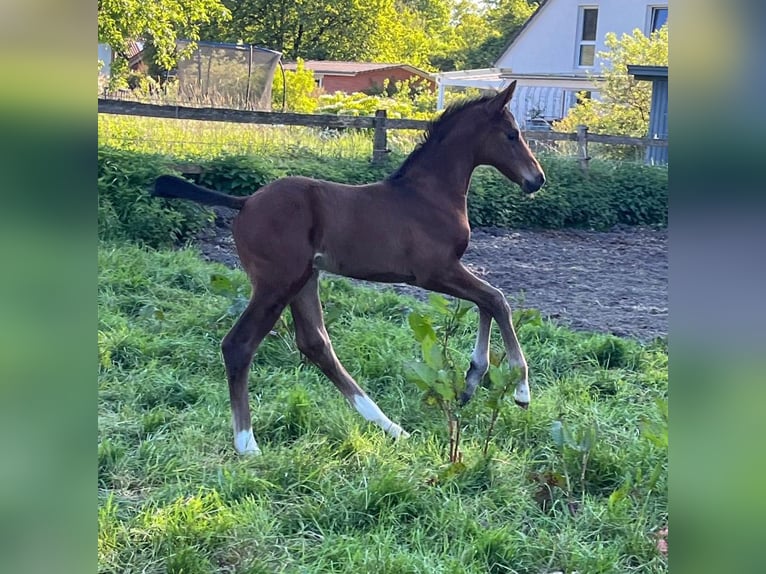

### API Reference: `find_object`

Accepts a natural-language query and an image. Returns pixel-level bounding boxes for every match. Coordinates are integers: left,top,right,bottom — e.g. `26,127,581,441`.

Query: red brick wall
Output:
320,68,434,94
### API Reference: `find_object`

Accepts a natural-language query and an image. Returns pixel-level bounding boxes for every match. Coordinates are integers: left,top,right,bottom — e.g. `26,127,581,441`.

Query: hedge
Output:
98,146,667,248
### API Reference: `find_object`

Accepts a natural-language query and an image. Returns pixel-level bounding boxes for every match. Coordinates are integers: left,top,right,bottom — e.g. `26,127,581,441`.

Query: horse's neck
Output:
404,146,476,200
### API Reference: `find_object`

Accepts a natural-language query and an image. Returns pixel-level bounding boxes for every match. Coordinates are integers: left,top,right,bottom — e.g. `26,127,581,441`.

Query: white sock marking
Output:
470,345,489,371
514,381,531,405
468,312,491,384
352,394,409,439
234,428,261,455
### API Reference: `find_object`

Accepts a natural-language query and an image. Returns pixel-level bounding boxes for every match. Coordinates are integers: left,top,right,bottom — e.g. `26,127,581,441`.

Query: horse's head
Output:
475,81,546,194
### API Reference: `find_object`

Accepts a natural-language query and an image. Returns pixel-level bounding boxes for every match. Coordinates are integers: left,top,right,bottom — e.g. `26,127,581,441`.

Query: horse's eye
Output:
507,131,519,141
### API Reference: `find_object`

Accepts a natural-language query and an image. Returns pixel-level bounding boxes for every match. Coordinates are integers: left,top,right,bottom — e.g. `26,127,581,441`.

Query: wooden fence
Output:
98,99,667,169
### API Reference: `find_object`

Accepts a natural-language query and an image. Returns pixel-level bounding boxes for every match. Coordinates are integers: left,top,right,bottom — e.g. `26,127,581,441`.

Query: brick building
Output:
283,61,435,94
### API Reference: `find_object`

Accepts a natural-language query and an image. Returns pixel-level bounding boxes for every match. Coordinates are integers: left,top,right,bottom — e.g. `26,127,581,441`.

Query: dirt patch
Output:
195,208,667,342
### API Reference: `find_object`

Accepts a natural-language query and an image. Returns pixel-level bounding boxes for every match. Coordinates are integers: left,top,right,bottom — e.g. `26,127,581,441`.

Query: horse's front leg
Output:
461,309,492,405
422,263,530,408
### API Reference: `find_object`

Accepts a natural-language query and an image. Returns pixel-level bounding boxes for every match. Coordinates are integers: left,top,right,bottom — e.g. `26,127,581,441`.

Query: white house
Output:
436,0,668,128
98,43,113,76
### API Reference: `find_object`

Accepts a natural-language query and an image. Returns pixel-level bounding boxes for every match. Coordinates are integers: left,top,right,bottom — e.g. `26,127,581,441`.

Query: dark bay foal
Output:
153,82,545,454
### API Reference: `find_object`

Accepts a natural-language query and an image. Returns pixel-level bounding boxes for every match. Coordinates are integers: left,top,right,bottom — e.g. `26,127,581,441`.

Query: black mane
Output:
387,93,495,181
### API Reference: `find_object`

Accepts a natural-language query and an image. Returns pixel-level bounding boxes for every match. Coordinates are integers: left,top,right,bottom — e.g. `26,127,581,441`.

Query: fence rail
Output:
98,99,667,167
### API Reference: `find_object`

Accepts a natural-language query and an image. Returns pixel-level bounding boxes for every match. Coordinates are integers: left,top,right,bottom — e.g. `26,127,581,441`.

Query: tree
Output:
205,0,395,61
554,26,668,137
454,0,537,70
271,59,319,113
98,0,231,72
202,0,536,72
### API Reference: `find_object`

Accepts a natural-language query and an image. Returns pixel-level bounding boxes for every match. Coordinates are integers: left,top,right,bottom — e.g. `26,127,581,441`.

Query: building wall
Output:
320,68,434,94
509,86,582,128
98,43,113,76
646,78,668,164
497,0,668,74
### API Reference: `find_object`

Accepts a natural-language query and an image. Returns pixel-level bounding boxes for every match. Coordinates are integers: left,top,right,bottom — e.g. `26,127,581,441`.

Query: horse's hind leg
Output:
290,273,409,439
221,288,291,455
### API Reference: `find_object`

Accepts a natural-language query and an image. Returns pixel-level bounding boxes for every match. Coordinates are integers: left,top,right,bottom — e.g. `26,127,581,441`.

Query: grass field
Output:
98,243,668,573
97,113,650,165
98,114,421,160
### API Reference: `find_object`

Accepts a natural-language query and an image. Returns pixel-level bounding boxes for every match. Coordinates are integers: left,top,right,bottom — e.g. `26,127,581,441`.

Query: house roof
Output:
493,0,551,67
627,65,668,81
283,60,432,79
435,69,601,89
125,40,144,60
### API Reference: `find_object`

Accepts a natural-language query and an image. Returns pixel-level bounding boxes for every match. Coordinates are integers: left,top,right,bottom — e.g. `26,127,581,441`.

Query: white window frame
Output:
647,6,668,34
576,6,599,69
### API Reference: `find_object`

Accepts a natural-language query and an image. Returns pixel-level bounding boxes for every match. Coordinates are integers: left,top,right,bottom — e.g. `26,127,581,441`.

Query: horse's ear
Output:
489,81,517,114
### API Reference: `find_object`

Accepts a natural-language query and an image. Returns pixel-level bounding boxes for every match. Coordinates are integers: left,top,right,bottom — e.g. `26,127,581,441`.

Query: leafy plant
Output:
404,296,544,464
404,294,471,464
271,58,319,113
98,148,213,247
551,418,599,500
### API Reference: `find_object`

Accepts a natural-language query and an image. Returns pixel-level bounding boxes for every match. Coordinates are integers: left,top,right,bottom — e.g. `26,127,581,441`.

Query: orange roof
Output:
283,60,431,78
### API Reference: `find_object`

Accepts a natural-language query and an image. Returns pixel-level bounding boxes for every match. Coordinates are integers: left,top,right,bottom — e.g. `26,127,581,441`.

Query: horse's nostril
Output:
524,173,545,193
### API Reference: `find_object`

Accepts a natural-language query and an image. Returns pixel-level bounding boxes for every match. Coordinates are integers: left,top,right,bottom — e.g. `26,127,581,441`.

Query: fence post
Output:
576,124,590,174
372,109,388,164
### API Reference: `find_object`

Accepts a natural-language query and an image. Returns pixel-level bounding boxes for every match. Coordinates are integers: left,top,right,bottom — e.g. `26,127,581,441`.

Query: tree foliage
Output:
99,0,540,75
271,59,320,113
452,0,537,69
554,26,669,137
98,0,231,70
199,0,536,71
205,0,395,62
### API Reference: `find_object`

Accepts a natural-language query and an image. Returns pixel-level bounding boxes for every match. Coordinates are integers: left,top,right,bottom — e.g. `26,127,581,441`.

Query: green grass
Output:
98,243,668,573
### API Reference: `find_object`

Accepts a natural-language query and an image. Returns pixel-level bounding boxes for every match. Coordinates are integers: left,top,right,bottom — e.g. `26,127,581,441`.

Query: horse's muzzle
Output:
522,173,546,194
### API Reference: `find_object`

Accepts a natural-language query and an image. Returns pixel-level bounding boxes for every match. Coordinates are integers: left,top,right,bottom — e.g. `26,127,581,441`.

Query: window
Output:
577,7,599,67
649,7,668,33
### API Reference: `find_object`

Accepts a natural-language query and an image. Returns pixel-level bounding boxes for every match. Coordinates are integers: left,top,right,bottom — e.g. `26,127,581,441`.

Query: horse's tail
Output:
152,175,247,210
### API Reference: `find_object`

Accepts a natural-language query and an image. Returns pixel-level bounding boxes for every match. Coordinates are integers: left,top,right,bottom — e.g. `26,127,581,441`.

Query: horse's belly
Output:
312,251,414,283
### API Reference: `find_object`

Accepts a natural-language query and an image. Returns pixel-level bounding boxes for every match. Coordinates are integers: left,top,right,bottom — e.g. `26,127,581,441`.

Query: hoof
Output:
234,429,262,456
238,444,262,456
513,383,531,409
388,424,410,440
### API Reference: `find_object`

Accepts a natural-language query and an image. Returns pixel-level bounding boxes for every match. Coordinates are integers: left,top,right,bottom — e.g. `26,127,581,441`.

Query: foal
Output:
153,82,545,455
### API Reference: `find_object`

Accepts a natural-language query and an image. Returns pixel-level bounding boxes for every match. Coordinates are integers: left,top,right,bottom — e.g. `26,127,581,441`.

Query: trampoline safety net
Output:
175,40,282,110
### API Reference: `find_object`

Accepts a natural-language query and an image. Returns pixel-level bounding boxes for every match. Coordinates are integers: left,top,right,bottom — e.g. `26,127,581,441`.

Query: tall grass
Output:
98,114,421,160
98,113,653,165
98,243,667,573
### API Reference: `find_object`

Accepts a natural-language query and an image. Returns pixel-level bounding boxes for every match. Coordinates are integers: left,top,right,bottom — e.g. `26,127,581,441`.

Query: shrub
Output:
97,146,667,247
271,58,319,113
198,154,287,195
466,155,667,230
98,148,212,248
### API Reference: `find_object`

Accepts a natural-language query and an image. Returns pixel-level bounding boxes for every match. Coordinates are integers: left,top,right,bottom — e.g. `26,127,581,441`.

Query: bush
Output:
97,146,667,247
466,156,666,230
271,58,319,113
98,148,213,248
198,154,287,195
